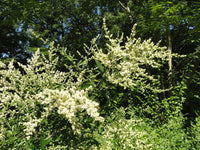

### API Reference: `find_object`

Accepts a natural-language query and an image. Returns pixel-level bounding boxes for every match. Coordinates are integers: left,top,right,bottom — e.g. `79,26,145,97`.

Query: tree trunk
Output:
167,25,172,88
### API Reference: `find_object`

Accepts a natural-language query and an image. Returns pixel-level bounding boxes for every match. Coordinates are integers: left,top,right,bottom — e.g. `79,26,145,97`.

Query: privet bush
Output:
89,19,169,91
0,43,103,149
87,20,177,121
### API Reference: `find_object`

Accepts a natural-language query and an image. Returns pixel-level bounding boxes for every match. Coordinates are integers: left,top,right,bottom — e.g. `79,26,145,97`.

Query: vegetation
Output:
1,0,200,149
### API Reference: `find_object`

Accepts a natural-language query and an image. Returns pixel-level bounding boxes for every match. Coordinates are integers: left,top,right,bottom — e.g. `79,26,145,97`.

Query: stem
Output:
119,1,133,24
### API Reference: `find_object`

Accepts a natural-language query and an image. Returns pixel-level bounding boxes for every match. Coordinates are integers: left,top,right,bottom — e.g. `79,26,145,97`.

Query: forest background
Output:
1,0,200,149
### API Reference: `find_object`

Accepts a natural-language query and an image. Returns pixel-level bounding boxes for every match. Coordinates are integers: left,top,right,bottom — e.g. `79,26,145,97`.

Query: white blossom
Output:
89,22,168,91
0,41,103,142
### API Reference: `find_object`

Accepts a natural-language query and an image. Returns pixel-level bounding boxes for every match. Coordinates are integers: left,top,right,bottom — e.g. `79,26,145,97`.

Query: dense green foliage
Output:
1,0,200,149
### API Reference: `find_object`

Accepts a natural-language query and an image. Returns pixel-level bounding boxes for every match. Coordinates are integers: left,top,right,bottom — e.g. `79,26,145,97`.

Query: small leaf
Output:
95,60,104,73
81,82,91,89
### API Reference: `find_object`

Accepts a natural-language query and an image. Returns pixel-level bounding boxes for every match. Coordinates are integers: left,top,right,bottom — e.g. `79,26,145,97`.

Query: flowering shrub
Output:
85,19,176,122
0,43,103,148
89,19,169,91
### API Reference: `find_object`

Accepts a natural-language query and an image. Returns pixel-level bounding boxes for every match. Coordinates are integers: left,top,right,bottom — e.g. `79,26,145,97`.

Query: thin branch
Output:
119,1,133,24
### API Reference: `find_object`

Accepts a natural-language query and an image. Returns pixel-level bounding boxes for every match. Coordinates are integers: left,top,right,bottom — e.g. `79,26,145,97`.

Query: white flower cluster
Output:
90,20,169,90
0,126,5,141
0,44,103,143
23,117,42,140
36,87,104,131
95,112,152,150
100,118,151,149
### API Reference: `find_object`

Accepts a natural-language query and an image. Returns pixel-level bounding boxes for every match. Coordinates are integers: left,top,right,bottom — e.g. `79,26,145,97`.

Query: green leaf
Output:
81,82,91,89
40,136,52,150
95,60,104,73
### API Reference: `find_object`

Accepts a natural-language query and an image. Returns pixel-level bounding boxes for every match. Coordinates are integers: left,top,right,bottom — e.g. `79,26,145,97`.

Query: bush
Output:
190,116,200,149
94,108,192,150
86,20,176,121
0,44,103,149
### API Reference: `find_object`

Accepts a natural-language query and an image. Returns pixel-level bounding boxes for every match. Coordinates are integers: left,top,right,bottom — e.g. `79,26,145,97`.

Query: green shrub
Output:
93,107,153,150
94,108,192,150
190,116,200,149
